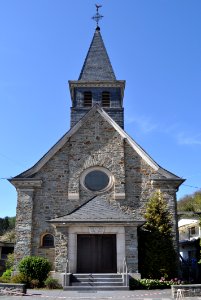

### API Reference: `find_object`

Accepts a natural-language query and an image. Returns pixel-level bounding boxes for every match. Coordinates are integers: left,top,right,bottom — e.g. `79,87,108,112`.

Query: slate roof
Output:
78,28,116,81
49,195,141,224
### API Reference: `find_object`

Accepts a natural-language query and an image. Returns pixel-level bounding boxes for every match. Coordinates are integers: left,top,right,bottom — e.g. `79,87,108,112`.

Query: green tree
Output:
0,216,15,236
8,217,16,230
177,190,201,212
138,190,177,279
0,217,9,235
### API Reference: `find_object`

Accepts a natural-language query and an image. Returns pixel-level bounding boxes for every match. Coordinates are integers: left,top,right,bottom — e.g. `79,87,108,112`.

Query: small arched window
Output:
102,91,110,107
42,234,54,247
84,91,92,107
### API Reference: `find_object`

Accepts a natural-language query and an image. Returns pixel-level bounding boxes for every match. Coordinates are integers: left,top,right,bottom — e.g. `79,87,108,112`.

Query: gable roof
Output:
49,195,143,224
78,28,116,81
10,104,184,181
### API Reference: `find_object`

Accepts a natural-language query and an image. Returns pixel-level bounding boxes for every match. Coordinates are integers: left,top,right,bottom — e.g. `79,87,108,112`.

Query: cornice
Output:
151,178,185,191
49,220,145,226
68,80,125,100
8,178,43,189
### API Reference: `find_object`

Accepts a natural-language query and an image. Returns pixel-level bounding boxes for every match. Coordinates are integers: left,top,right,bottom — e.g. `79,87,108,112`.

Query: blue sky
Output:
0,0,201,217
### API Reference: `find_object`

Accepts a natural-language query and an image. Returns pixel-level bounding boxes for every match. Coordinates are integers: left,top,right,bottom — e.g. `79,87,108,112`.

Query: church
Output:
9,10,184,288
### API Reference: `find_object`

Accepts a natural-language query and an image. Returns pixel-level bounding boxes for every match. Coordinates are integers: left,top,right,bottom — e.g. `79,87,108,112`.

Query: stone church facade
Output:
9,26,184,282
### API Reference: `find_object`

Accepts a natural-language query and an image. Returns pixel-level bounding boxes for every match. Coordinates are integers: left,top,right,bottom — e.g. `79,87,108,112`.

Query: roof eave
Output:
48,220,145,226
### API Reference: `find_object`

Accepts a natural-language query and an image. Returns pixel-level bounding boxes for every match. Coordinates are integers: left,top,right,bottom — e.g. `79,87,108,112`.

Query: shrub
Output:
18,256,51,286
5,253,14,269
0,276,10,283
30,279,40,288
1,268,12,280
11,273,29,284
44,277,62,289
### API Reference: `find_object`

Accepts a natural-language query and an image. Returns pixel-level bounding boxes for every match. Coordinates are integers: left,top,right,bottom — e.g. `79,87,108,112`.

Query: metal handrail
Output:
122,257,128,287
63,259,71,287
66,258,70,274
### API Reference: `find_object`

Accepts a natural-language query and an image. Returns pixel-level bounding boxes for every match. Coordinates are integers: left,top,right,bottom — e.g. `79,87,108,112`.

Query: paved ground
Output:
0,289,201,300
0,289,170,299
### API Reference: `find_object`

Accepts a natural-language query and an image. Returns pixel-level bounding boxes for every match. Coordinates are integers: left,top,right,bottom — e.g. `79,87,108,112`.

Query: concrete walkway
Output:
0,289,169,299
0,289,201,300
0,289,197,300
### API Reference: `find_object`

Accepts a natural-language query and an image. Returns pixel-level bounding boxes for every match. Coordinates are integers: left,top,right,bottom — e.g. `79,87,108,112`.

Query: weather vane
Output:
92,4,103,28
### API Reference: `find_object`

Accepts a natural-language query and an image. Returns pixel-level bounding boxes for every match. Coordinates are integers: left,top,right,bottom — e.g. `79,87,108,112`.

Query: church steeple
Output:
69,11,125,129
79,27,116,81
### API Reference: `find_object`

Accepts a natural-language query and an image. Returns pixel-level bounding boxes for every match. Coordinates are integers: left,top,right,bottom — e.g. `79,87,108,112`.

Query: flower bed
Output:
130,278,183,290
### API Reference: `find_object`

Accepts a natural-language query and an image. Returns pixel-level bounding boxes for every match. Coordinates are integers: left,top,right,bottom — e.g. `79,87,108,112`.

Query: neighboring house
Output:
0,241,14,276
9,22,184,286
179,218,200,261
178,218,201,282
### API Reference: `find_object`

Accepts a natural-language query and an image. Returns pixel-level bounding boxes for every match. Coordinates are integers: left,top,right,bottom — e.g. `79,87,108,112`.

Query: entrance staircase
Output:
63,273,129,290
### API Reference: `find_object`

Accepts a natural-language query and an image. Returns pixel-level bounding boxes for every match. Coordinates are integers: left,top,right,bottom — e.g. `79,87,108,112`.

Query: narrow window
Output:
84,91,92,107
42,234,54,247
190,227,195,235
102,91,110,107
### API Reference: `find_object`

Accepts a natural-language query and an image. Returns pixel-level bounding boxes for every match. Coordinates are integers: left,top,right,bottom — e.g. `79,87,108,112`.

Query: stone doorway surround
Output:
68,225,125,273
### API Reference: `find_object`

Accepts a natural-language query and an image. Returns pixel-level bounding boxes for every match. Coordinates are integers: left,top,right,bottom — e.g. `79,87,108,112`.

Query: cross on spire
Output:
92,4,103,29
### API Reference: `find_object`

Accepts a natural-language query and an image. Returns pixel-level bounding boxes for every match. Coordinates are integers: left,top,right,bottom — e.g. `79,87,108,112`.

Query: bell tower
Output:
69,7,125,128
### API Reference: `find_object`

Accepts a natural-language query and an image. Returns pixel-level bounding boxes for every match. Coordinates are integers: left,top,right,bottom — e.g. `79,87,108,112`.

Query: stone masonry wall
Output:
54,227,68,273
124,140,178,220
14,189,34,267
14,108,179,273
123,141,157,219
68,111,125,203
27,110,127,268
125,226,139,273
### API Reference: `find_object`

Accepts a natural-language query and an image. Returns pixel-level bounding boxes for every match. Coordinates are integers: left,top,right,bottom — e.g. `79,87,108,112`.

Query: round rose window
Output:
84,170,110,191
81,167,113,193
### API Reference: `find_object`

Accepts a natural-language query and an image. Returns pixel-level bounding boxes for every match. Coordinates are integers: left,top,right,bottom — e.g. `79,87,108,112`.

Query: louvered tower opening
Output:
84,91,92,107
102,91,110,107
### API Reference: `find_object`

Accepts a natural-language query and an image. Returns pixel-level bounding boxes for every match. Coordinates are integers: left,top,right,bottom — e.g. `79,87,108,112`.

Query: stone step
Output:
72,273,122,279
67,273,129,291
71,277,123,283
71,282,124,286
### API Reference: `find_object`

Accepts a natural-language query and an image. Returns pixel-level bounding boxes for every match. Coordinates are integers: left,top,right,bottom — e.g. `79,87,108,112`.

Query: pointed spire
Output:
78,28,116,81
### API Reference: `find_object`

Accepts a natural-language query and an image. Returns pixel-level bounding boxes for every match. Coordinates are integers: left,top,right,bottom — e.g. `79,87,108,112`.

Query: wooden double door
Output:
77,234,117,273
